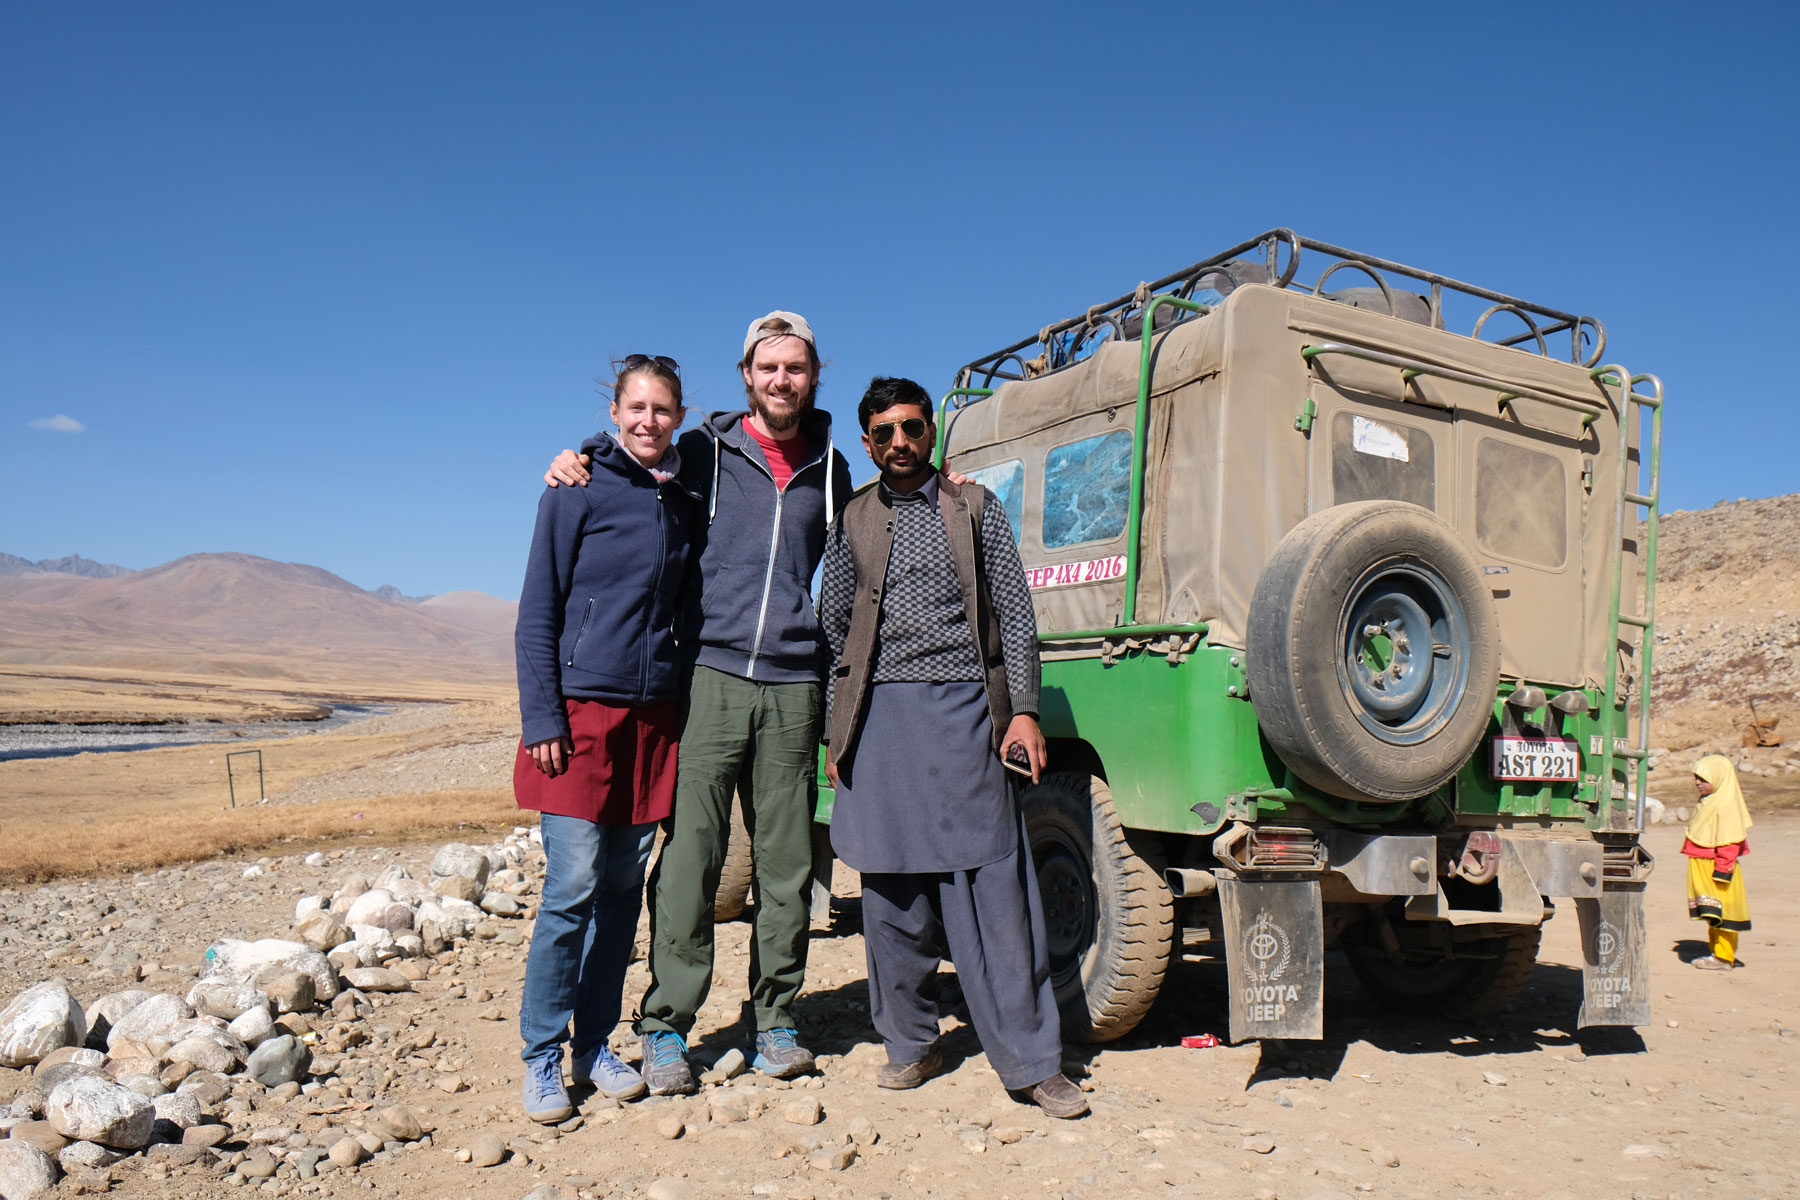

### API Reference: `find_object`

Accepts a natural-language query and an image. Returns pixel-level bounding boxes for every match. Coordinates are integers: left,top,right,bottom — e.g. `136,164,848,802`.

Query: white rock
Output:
430,843,490,887
105,994,192,1053
242,865,264,879
57,1140,119,1171
0,1140,59,1199
351,924,396,951
83,990,153,1049
343,889,398,928
339,967,411,994
166,1035,239,1074
294,896,325,922
152,1091,203,1130
45,1076,156,1149
227,1005,276,1048
0,982,86,1068
201,939,340,1003
296,911,352,952
185,980,265,1022
304,852,327,867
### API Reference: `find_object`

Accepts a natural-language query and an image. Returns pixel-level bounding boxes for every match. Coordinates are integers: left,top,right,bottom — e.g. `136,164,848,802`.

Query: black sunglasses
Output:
621,353,680,375
869,417,930,446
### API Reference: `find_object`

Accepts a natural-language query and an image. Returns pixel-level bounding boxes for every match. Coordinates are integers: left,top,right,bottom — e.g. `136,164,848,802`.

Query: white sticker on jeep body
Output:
1024,555,1126,590
1352,415,1409,462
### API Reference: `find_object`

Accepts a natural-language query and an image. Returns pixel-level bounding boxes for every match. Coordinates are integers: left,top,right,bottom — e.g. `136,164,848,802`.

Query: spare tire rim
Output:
1031,827,1096,989
1335,559,1471,746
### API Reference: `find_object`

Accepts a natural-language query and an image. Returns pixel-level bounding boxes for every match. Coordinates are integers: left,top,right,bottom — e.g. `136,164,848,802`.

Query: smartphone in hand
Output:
1003,741,1034,777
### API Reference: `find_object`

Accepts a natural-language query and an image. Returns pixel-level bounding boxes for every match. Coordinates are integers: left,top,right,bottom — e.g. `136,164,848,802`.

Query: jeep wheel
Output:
1023,772,1173,1042
1247,500,1501,801
714,799,754,922
1342,923,1541,1020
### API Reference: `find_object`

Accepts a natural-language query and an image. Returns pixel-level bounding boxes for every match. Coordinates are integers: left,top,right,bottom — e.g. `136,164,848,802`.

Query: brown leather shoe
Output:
876,1046,943,1090
1029,1072,1090,1119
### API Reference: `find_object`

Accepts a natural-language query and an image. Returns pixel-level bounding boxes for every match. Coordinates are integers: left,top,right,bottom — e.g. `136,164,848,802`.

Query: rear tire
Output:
713,798,754,922
1023,772,1173,1043
1247,500,1500,801
1342,922,1541,1021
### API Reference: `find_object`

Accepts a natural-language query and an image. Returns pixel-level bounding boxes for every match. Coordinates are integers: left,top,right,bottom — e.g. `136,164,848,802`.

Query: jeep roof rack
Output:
955,228,1606,390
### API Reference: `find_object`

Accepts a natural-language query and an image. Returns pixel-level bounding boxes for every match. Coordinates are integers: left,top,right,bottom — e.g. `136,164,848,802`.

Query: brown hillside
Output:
0,552,515,694
1646,493,1800,759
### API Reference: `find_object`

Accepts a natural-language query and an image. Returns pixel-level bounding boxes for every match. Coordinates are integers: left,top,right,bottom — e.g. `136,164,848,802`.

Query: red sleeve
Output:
1713,841,1742,875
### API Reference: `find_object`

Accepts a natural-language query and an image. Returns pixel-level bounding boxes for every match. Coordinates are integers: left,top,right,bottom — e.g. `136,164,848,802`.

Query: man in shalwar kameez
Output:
818,376,1089,1119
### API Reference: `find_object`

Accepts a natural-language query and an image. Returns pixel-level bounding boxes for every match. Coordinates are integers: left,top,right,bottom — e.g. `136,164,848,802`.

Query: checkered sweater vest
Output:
822,474,1040,763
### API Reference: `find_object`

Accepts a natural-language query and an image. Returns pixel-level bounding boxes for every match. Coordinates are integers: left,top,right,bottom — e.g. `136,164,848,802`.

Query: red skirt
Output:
512,698,679,825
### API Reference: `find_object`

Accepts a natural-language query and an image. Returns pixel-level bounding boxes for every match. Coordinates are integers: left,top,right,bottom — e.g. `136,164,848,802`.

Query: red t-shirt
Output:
745,419,811,491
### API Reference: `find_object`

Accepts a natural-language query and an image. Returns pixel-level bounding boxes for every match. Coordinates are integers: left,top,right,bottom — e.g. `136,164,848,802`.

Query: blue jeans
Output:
519,814,658,1065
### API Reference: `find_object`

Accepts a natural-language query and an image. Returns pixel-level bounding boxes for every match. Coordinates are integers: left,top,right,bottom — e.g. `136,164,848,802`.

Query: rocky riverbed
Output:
0,811,1795,1200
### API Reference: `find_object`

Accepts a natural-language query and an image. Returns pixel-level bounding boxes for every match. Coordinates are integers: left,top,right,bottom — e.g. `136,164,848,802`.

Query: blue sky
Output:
3,3,1795,600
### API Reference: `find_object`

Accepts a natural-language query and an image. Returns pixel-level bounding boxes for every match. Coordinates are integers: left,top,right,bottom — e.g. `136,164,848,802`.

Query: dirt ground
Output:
1,800,1793,1200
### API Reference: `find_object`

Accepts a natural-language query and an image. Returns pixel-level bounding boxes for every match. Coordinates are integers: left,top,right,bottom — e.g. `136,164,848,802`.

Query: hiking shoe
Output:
573,1044,647,1101
521,1056,572,1124
876,1045,943,1090
752,1028,816,1078
1029,1072,1090,1119
639,1031,696,1096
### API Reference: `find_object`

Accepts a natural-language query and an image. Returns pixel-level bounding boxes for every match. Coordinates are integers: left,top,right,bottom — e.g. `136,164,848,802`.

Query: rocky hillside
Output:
1647,493,1799,769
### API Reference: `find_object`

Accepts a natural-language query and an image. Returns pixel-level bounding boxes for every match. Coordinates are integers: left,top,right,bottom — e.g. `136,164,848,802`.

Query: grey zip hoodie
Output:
676,407,853,684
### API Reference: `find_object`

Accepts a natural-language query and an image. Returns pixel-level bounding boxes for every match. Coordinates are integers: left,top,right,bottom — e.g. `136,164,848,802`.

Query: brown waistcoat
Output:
826,474,1011,766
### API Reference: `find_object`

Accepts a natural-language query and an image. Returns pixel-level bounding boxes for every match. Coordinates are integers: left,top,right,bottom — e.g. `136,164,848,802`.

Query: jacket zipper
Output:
742,440,830,680
644,486,668,697
566,597,595,668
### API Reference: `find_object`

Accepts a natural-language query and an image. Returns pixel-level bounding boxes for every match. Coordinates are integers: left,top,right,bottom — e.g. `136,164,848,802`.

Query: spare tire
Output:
1247,500,1500,801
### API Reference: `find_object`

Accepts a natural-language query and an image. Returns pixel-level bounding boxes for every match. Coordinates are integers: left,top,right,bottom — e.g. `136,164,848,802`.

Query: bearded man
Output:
546,312,852,1093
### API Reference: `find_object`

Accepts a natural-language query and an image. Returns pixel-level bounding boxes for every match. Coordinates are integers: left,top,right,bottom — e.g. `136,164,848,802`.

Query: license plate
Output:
1490,737,1580,782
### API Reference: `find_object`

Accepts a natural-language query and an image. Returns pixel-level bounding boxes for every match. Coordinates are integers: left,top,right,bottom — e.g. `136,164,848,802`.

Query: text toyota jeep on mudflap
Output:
917,230,1662,1043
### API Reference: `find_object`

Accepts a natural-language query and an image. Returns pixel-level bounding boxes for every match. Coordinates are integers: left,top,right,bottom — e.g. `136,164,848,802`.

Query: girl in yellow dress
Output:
1682,755,1753,970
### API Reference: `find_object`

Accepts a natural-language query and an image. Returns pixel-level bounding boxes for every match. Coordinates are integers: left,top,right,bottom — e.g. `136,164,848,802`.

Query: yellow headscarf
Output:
1688,755,1753,848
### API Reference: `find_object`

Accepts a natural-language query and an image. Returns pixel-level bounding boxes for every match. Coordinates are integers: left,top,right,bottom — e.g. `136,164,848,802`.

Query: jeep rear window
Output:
1331,413,1436,510
1043,431,1131,548
963,459,1024,544
1475,439,1568,568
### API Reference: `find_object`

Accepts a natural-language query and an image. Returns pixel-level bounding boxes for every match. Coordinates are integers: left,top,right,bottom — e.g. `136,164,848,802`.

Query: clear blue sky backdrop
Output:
4,3,1795,599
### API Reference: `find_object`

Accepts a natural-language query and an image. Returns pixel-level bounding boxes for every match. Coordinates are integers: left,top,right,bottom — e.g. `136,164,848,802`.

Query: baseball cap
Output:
743,310,816,357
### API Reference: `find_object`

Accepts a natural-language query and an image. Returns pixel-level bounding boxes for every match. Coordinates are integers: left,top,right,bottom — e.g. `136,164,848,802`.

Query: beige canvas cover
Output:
943,284,1643,690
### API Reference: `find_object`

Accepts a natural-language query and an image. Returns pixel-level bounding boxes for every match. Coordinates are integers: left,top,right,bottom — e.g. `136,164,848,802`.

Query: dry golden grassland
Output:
0,664,508,724
0,690,524,885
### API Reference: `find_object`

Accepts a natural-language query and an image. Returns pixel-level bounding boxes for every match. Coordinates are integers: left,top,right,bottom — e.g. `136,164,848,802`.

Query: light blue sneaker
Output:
521,1056,572,1124
752,1027,816,1079
573,1044,647,1101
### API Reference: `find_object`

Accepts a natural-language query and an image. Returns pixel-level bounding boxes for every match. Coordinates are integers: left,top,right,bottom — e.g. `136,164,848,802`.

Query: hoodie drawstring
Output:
824,434,835,523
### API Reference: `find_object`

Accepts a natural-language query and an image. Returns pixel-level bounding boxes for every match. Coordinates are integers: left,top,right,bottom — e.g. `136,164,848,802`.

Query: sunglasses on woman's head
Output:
622,353,680,374
868,417,929,446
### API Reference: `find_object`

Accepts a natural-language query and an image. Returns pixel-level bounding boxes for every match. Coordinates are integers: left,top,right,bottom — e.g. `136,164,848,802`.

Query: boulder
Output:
0,982,86,1068
430,874,482,903
296,911,351,952
8,1121,70,1157
185,980,265,1022
82,990,152,1050
294,895,325,922
479,893,522,917
0,1140,59,1200
343,889,398,928
56,1141,119,1172
116,1074,166,1099
245,1035,311,1087
104,994,192,1053
257,971,316,1015
227,1005,276,1048
339,967,411,994
430,843,490,888
152,1091,203,1131
202,939,339,1003
350,924,395,952
165,1035,238,1075
45,1077,156,1149
34,1046,103,1074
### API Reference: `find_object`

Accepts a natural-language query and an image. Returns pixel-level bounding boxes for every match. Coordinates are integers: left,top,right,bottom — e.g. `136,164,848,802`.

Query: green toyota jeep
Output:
873,230,1662,1043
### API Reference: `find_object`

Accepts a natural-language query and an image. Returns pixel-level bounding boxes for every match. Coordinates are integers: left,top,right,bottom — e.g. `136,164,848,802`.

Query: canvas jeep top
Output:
912,229,1664,1043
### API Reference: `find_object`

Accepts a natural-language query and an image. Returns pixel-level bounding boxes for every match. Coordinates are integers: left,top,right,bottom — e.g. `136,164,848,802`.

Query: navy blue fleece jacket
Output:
677,408,853,683
514,434,699,747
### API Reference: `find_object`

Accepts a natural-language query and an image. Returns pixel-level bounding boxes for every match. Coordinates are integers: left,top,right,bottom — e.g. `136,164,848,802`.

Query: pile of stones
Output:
0,831,539,1197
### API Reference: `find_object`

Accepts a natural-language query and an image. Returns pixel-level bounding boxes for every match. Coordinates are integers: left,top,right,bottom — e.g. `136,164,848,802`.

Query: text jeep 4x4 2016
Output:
845,230,1661,1044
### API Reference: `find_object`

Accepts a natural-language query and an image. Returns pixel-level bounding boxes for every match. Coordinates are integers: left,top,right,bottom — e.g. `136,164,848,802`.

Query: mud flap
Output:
1217,873,1325,1042
1575,886,1651,1028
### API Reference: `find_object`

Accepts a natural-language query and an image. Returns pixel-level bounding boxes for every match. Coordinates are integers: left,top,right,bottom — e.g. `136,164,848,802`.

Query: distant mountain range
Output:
0,552,133,579
0,551,516,686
